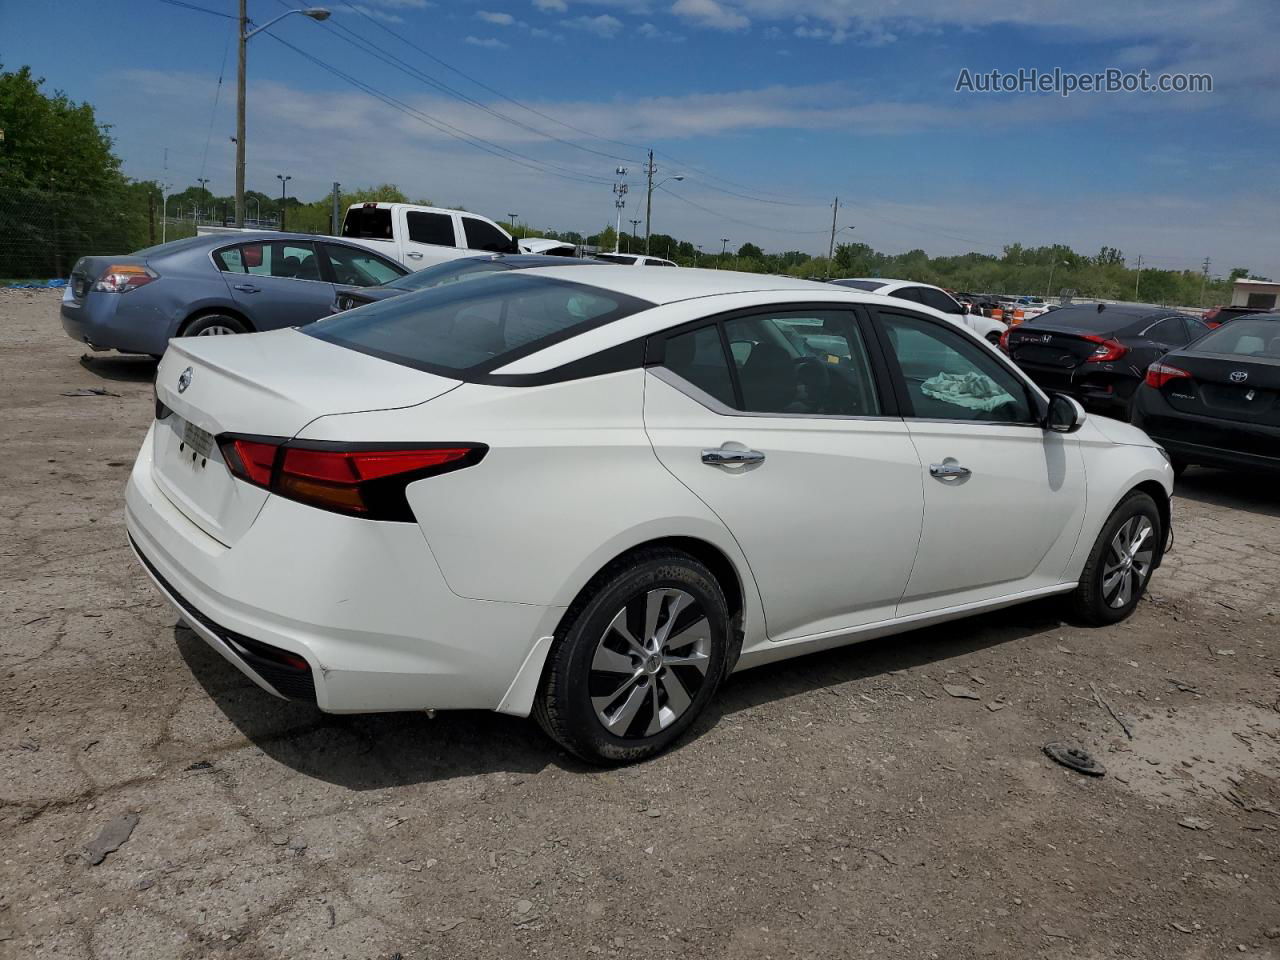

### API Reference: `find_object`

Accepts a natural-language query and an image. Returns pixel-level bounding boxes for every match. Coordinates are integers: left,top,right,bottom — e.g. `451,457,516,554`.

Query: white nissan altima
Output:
126,266,1173,763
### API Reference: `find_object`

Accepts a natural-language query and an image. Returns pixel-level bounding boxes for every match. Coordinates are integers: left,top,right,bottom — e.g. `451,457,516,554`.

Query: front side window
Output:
323,243,405,287
306,273,651,375
462,217,517,254
879,311,1032,423
406,211,456,247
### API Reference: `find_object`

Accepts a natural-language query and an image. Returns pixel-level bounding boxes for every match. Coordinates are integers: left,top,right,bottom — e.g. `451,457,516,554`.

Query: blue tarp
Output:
6,279,68,289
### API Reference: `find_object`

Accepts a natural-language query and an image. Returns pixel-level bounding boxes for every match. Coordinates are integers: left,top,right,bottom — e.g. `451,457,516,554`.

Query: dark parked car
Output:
1000,303,1211,416
1131,313,1280,474
62,233,407,357
331,253,604,313
1201,304,1268,328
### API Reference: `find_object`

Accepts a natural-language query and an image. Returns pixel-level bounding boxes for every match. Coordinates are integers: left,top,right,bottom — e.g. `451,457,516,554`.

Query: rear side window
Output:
1145,317,1189,346
342,207,393,240
216,241,320,280
306,273,652,375
406,212,456,247
462,217,516,254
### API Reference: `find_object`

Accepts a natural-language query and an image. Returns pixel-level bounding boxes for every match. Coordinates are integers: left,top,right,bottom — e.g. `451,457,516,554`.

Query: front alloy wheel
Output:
1069,490,1161,625
534,549,731,764
1101,515,1155,609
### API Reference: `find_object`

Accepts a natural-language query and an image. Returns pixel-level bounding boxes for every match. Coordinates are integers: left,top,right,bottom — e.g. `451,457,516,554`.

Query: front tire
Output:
1068,491,1161,626
534,548,731,765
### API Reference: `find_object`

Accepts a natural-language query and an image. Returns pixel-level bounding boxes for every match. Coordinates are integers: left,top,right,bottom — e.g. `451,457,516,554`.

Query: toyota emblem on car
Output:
177,366,193,393
1229,370,1248,383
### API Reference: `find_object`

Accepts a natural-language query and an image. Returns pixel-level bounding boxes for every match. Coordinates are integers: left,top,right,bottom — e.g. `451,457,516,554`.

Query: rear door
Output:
215,240,335,329
400,209,470,269
871,308,1086,614
644,305,924,641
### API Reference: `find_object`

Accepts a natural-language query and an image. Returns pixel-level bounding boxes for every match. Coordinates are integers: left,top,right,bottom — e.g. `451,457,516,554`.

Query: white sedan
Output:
830,277,1007,344
127,267,1173,764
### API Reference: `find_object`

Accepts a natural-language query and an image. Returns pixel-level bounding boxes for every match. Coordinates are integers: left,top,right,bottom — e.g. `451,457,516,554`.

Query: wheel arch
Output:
1130,478,1171,568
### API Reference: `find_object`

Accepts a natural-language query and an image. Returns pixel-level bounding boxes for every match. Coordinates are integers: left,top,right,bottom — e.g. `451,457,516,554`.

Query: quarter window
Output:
662,326,736,407
880,311,1032,423
406,211,456,247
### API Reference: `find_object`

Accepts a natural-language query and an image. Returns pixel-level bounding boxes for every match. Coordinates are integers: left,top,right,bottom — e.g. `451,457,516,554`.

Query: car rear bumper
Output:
124,423,559,714
1012,361,1134,413
61,293,170,355
1132,389,1280,473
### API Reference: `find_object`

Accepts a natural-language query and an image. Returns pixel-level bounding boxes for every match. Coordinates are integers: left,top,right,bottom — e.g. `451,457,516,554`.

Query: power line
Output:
657,185,830,235
156,0,236,19
197,21,234,186
264,33,614,187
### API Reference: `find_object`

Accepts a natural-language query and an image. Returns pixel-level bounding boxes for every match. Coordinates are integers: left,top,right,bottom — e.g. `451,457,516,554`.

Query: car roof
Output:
156,231,364,252
515,265,836,305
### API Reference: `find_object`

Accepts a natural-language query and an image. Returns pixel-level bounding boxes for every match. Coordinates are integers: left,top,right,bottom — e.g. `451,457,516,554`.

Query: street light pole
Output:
643,149,685,256
1047,259,1069,299
236,5,330,227
507,212,518,231
628,218,641,253
277,174,291,230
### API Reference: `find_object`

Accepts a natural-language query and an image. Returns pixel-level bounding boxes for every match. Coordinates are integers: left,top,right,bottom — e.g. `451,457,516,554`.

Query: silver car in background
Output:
60,232,407,357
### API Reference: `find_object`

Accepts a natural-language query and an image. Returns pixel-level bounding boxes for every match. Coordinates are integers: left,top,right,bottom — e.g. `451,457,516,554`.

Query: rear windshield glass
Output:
830,279,883,291
1030,307,1145,332
133,235,220,258
383,257,506,292
1188,317,1280,357
306,273,653,375
342,207,394,240
593,253,636,265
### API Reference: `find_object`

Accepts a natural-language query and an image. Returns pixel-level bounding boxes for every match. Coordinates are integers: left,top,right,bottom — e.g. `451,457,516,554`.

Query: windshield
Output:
382,257,507,292
1188,317,1280,357
307,273,652,375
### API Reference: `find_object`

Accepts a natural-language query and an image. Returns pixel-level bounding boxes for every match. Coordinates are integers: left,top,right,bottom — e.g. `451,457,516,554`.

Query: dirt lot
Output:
2,287,1278,959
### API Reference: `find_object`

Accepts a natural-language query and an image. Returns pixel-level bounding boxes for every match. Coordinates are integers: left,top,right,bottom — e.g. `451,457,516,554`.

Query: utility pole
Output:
148,190,157,246
235,0,247,228
1200,256,1211,306
330,182,341,236
628,218,641,253
827,196,840,276
612,167,628,254
644,150,655,255
1134,254,1142,300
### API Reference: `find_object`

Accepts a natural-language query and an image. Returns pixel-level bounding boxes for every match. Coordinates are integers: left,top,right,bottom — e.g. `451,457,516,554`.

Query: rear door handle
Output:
702,448,765,466
232,283,260,293
929,461,972,480
406,251,424,260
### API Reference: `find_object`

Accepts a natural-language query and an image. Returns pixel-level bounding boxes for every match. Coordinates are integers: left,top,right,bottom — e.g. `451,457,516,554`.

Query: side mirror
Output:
1045,394,1086,434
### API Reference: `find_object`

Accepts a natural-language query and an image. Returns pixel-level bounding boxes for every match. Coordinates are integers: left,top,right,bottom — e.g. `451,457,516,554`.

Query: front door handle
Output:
232,283,260,293
406,251,424,260
702,447,766,466
929,461,972,481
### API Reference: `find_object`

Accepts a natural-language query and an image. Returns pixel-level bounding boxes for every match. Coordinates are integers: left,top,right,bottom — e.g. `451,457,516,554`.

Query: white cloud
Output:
638,21,684,41
671,0,749,31
562,14,623,37
362,0,430,8
532,0,567,9
465,35,510,48
477,10,516,25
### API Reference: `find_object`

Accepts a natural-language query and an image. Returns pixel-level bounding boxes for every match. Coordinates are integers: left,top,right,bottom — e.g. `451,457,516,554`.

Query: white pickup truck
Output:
339,203,521,269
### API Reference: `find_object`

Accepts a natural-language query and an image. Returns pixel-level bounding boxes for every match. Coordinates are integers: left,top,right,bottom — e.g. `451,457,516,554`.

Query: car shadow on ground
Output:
176,598,1066,789
78,353,158,382
1173,466,1279,518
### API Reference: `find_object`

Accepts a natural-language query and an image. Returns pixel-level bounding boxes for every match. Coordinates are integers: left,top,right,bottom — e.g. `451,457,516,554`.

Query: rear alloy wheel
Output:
1068,491,1161,625
534,549,731,764
183,314,249,338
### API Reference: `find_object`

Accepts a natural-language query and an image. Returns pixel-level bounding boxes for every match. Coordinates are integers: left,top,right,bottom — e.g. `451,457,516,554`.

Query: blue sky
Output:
5,0,1279,274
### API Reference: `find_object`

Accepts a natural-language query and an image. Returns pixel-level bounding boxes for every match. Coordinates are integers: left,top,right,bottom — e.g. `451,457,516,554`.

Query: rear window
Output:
1188,317,1280,357
829,279,883,291
593,254,636,265
306,273,652,375
1029,306,1139,332
342,207,394,240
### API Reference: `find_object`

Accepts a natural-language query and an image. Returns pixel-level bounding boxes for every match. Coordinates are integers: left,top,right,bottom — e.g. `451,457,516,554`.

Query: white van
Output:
339,203,519,270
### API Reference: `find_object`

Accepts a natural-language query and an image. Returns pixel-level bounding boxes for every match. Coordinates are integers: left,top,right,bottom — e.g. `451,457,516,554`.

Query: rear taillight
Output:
998,328,1011,352
1083,335,1128,363
1145,362,1191,389
93,264,158,293
216,437,486,521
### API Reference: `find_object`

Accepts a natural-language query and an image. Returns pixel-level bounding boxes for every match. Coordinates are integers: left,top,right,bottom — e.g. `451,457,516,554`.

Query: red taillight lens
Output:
93,263,157,293
1145,362,1191,389
998,328,1011,352
215,437,484,520
221,438,279,487
1083,335,1128,363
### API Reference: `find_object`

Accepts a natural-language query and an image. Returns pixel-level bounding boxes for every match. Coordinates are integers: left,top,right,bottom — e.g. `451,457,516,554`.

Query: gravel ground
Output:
2,287,1278,959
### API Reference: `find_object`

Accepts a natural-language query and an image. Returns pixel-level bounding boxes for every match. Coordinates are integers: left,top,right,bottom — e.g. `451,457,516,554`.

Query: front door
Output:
216,240,335,330
643,307,924,641
871,308,1086,615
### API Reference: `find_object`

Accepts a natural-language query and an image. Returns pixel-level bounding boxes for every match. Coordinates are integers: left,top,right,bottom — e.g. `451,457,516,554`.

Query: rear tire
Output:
181,313,249,337
1068,491,1161,626
534,548,731,765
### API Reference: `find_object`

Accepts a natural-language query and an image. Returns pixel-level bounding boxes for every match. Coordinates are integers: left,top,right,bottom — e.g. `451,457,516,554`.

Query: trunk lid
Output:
1160,351,1280,426
1005,322,1115,370
152,329,461,546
